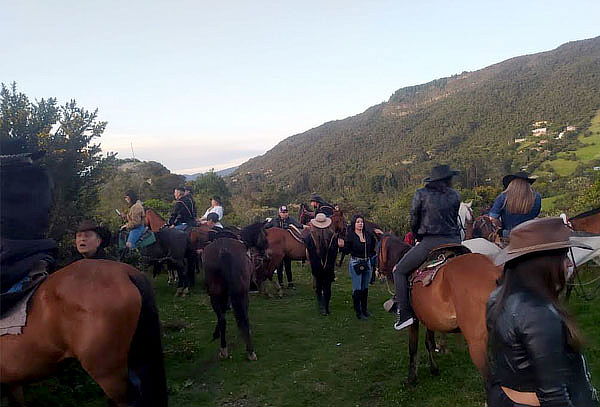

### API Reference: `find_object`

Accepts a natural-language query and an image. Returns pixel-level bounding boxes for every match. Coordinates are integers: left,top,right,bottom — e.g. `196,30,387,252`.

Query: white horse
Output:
458,201,474,241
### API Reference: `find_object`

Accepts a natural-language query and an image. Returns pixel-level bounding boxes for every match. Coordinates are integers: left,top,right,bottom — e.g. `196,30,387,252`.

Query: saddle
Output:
287,226,305,243
118,227,156,250
409,244,471,287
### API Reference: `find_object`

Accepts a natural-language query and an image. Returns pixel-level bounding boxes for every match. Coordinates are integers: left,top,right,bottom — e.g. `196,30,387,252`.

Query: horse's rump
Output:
203,239,251,296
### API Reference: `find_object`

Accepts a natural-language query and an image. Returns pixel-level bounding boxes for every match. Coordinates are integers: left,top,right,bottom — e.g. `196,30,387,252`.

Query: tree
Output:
0,82,113,239
191,170,231,206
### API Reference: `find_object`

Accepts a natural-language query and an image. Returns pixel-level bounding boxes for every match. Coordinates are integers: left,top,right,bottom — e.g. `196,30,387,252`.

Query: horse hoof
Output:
247,352,257,361
219,347,228,359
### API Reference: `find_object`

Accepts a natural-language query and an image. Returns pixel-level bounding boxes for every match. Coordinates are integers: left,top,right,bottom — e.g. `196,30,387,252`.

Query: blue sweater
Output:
489,192,541,236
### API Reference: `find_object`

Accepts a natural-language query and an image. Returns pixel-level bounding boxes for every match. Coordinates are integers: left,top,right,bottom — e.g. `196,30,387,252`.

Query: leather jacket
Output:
410,186,460,238
487,287,599,407
168,196,196,226
264,216,303,230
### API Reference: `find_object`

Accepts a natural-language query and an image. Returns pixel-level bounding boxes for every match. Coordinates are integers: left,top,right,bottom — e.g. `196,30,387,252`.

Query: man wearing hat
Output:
309,194,335,218
265,205,304,288
75,220,112,260
391,164,462,331
488,171,541,238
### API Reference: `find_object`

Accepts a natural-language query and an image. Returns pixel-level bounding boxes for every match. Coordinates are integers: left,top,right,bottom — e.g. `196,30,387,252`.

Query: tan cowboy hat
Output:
494,217,592,266
310,213,332,229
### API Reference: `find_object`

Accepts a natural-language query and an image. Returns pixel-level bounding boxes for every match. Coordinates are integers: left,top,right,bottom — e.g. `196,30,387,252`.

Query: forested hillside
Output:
230,36,600,227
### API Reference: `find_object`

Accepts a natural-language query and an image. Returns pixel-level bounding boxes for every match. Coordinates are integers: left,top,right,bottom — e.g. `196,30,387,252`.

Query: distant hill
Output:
184,166,239,181
231,36,600,209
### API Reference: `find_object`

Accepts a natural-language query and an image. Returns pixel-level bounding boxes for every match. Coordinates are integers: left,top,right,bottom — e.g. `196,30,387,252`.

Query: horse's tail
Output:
127,271,168,407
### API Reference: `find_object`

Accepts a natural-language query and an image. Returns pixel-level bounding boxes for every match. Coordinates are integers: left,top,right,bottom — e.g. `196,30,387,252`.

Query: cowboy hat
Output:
423,165,460,183
502,171,537,189
494,217,591,266
310,213,332,229
76,220,111,248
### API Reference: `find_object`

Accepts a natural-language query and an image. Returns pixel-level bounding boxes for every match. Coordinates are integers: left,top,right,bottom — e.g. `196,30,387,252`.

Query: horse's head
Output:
240,222,269,253
331,210,347,238
472,215,501,242
145,208,167,232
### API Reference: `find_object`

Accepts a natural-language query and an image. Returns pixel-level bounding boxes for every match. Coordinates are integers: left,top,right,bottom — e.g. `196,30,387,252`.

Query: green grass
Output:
542,194,566,211
22,263,600,407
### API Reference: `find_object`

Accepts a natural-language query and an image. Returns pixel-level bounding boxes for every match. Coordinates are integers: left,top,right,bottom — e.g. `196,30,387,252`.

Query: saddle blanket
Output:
410,245,471,287
118,228,156,249
0,270,47,336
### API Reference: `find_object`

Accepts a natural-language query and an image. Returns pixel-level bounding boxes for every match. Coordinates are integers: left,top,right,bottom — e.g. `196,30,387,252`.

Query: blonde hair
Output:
503,178,535,214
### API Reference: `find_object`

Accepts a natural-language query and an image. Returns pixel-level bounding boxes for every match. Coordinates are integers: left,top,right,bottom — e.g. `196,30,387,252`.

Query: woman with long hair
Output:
487,217,598,407
391,164,462,331
338,214,377,319
489,172,541,238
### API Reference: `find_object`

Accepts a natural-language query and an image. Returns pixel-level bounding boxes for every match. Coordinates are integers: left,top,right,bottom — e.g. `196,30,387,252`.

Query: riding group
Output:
1,148,599,407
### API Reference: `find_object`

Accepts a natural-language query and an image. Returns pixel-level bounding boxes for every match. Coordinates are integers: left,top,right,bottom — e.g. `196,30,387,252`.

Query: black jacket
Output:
264,216,303,230
487,287,599,407
168,195,196,226
410,186,460,238
341,229,377,259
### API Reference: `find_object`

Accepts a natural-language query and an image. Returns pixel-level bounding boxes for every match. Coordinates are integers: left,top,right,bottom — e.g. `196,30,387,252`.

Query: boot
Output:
394,307,415,331
361,289,371,318
316,293,327,316
353,291,366,319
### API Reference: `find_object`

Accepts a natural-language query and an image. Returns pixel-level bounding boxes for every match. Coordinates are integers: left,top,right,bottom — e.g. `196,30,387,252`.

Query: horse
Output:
298,203,314,225
202,237,257,361
0,260,167,406
377,233,500,383
569,207,600,234
143,209,196,295
458,201,474,240
471,215,502,244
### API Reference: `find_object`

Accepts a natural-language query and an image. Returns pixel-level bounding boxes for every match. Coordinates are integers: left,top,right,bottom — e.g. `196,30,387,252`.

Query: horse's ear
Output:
467,201,473,207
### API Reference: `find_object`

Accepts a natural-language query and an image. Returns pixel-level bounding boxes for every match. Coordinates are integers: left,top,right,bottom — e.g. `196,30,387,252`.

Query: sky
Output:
2,1,599,174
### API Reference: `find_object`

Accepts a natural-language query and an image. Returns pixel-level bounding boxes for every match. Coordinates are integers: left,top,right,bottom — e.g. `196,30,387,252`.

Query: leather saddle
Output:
287,226,305,244
409,243,471,287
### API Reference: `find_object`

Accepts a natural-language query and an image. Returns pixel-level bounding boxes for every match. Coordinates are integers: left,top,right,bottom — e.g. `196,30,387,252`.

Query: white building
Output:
532,127,547,135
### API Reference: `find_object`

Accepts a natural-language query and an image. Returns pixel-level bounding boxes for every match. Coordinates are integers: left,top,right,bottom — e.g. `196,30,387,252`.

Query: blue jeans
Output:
348,257,372,291
174,223,188,231
127,225,145,248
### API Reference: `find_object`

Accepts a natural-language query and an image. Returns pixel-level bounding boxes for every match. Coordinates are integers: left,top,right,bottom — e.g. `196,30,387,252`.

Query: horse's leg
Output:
231,293,257,361
465,337,489,379
407,322,419,385
425,329,440,376
436,332,449,354
210,295,228,359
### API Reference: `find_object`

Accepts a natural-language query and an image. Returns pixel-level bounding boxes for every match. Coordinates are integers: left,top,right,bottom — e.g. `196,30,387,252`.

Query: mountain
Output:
183,166,239,181
231,37,600,210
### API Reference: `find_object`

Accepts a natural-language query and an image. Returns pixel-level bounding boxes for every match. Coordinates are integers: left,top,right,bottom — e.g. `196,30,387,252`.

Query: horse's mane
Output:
240,222,268,251
144,207,165,221
570,207,600,220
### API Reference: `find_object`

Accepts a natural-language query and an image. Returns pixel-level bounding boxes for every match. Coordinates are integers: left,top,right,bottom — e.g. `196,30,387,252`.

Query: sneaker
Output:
393,310,415,331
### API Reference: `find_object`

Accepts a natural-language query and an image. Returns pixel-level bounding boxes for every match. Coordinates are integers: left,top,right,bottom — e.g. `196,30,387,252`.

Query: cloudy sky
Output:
2,0,599,174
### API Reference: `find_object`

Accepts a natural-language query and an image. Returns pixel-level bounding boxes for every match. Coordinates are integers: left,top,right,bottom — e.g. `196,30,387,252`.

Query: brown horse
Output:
569,207,600,234
377,234,412,281
407,253,500,384
0,260,167,406
203,237,257,361
471,215,502,244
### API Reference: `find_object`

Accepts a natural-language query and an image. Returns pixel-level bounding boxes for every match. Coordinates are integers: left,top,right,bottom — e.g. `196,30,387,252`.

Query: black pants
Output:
276,257,293,285
315,277,332,307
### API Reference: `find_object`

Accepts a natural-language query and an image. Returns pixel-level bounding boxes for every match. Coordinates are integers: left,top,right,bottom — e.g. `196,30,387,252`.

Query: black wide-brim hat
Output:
76,220,111,248
423,165,460,183
502,171,537,189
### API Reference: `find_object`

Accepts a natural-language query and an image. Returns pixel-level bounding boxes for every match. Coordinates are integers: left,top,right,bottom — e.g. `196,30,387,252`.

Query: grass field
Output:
23,262,600,407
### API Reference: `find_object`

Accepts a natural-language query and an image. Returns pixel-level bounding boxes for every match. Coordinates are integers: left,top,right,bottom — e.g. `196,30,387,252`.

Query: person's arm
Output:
167,202,182,226
531,193,542,218
264,218,275,229
518,304,575,407
488,194,505,219
410,190,422,237
213,206,224,220
199,208,210,221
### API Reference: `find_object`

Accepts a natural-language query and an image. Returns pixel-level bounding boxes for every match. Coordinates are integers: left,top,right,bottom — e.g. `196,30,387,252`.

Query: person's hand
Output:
392,265,397,273
169,225,175,228
337,238,345,247
373,228,383,235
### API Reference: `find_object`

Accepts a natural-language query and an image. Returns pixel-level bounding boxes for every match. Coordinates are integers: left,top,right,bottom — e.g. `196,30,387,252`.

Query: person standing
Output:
200,196,224,227
264,205,304,289
486,217,598,407
391,165,462,331
338,215,377,319
121,190,145,249
74,220,112,260
488,171,541,239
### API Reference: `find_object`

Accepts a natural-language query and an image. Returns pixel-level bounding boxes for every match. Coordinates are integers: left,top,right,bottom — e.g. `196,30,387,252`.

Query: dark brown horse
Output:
569,207,600,234
377,234,412,281
0,260,167,406
202,230,263,360
471,215,502,244
143,209,196,293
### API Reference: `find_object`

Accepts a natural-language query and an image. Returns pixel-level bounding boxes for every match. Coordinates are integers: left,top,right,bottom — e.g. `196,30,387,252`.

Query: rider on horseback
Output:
309,194,334,218
265,205,304,289
168,187,196,230
199,196,224,227
391,165,462,331
488,171,541,239
121,190,146,249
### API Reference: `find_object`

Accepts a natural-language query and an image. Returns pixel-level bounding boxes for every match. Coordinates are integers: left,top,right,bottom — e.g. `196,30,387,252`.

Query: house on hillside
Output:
533,121,548,127
532,127,547,136
539,139,548,145
566,125,577,131
514,138,526,143
556,132,565,139
593,166,600,171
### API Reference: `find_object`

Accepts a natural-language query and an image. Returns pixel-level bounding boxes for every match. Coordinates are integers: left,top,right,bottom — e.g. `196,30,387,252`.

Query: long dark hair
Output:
125,190,139,204
490,249,582,350
349,214,365,232
425,178,452,192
